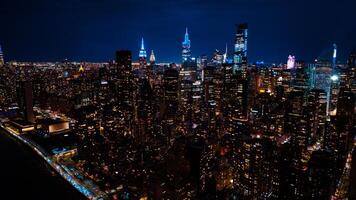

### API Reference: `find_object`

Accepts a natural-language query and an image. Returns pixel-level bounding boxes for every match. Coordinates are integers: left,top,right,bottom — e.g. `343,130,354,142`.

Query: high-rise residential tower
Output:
116,50,135,133
233,23,248,74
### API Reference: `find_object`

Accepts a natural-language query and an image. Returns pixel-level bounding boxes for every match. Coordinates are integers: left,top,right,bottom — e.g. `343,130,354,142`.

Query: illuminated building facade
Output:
334,88,355,157
306,89,327,143
149,50,155,65
306,150,336,199
163,67,179,126
116,50,135,135
256,65,273,94
197,54,208,81
202,65,220,130
313,44,339,115
287,55,296,69
0,22,354,200
136,78,154,143
223,43,228,63
139,38,147,75
347,49,356,89
178,61,198,132
182,28,191,62
233,23,248,74
292,61,309,90
0,45,4,66
222,62,249,135
17,81,35,123
212,49,224,64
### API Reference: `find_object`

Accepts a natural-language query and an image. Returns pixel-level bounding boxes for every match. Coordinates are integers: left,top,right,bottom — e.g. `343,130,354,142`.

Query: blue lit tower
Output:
182,27,191,62
0,45,4,66
139,37,147,58
223,43,228,63
139,37,147,68
329,44,340,115
314,44,338,116
233,23,248,74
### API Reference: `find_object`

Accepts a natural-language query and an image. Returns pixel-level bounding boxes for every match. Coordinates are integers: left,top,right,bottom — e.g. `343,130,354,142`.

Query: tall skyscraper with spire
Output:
182,28,191,62
332,43,337,72
139,37,147,69
139,37,147,59
314,44,338,116
234,23,248,74
0,44,4,66
149,50,156,65
223,43,228,63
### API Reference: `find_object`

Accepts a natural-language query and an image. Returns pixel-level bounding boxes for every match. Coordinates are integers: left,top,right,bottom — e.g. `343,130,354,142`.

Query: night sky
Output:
1,0,356,63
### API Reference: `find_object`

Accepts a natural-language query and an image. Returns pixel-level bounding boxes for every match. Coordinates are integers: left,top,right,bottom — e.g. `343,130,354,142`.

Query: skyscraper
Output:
223,43,228,63
139,37,147,71
233,23,248,74
314,45,336,115
149,50,156,65
306,89,327,142
17,81,35,123
222,62,249,134
116,50,135,134
347,49,356,91
0,45,4,66
306,150,336,200
292,61,309,90
182,28,191,62
347,48,356,69
136,78,154,143
287,55,296,69
236,135,279,199
139,37,147,58
116,50,132,76
147,50,156,85
163,67,179,125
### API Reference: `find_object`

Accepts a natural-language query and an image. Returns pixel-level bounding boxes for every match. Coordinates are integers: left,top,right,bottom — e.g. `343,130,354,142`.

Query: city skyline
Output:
0,1,355,200
1,0,356,63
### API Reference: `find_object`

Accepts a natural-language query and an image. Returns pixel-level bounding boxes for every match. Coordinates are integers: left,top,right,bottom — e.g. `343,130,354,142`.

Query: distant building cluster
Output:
0,24,355,200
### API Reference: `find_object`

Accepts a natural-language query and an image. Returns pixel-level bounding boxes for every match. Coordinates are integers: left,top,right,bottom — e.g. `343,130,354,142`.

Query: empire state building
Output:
182,28,191,62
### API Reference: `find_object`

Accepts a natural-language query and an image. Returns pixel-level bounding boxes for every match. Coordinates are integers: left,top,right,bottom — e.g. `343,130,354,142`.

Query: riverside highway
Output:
0,128,86,200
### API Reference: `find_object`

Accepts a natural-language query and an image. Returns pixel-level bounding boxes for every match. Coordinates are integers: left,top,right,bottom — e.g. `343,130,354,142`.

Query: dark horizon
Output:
1,0,356,63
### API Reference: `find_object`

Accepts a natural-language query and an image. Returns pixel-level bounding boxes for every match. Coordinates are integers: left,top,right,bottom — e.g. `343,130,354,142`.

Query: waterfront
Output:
0,129,86,200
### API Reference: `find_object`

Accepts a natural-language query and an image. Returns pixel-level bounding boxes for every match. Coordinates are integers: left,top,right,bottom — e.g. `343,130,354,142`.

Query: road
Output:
0,129,86,200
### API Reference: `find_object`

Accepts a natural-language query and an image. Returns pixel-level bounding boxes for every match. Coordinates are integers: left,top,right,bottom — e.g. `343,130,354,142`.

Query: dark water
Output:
0,129,86,200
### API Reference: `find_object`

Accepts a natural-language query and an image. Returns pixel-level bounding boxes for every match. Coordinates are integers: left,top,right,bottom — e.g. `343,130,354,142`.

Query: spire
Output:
79,64,84,73
332,43,337,72
139,37,147,58
182,27,191,62
141,37,145,50
223,43,228,63
150,50,156,63
333,43,337,59
184,27,190,45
